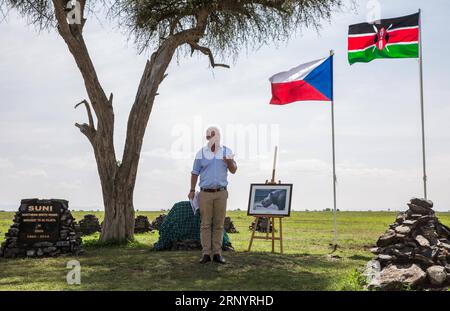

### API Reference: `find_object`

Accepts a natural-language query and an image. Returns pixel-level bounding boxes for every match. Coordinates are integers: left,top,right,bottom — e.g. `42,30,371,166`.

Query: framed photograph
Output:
247,184,293,217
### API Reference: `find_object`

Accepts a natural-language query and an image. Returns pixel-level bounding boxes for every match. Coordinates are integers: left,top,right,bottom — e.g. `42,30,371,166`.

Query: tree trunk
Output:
100,179,135,242
91,113,137,242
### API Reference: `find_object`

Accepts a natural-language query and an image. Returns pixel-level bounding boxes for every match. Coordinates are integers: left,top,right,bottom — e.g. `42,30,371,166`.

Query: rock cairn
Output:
224,217,238,233
76,214,101,235
249,217,273,233
134,215,152,233
150,214,167,231
0,199,82,258
366,198,450,290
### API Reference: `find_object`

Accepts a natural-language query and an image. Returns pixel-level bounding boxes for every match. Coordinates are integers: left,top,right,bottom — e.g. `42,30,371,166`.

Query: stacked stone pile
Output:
76,214,101,235
366,198,450,290
150,214,167,231
249,217,273,233
0,199,82,258
134,215,152,233
224,217,238,233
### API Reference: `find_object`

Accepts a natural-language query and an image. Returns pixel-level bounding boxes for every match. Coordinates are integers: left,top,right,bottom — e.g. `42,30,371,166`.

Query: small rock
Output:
26,249,36,257
33,242,53,248
410,214,424,219
396,246,414,257
408,203,433,215
395,233,406,240
370,247,380,254
43,247,57,253
376,264,426,290
414,253,435,267
410,198,433,209
377,230,397,247
19,204,27,212
439,242,450,251
416,215,435,224
377,254,393,261
426,265,447,286
415,235,430,247
395,215,406,224
445,264,450,273
8,228,19,236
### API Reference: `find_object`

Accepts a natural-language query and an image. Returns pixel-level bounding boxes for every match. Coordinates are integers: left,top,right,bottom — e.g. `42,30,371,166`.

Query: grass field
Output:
1,210,449,291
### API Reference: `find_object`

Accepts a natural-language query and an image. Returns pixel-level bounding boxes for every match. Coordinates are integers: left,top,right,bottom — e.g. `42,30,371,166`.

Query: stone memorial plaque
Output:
1,198,82,258
18,202,61,243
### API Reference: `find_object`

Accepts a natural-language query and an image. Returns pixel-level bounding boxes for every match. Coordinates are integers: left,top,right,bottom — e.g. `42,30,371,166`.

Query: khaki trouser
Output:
199,189,228,256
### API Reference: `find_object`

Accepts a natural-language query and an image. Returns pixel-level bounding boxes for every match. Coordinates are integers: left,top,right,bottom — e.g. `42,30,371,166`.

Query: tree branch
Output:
74,99,95,130
74,99,96,142
74,122,94,138
52,0,113,131
189,41,230,68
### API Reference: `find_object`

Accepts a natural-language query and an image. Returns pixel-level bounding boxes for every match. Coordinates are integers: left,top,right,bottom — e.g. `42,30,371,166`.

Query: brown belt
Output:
201,187,227,192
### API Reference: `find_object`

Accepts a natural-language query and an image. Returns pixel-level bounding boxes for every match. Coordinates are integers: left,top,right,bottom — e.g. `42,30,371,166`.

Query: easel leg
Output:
279,217,283,254
271,217,275,253
248,216,259,252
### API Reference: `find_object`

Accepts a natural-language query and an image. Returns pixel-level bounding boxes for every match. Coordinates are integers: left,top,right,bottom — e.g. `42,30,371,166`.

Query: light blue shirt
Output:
191,145,233,189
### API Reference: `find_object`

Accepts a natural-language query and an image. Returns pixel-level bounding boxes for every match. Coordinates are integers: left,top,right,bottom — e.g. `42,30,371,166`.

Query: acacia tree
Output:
2,0,340,242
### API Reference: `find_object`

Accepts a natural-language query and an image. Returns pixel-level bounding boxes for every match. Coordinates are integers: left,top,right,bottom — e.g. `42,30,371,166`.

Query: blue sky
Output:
0,0,449,211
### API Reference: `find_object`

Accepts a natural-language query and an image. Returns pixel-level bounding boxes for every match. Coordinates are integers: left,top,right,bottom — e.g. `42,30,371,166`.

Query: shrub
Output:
338,269,367,291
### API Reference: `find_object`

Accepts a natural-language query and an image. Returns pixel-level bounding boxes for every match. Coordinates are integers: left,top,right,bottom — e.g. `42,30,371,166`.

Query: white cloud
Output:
141,148,174,159
15,168,48,178
0,158,14,169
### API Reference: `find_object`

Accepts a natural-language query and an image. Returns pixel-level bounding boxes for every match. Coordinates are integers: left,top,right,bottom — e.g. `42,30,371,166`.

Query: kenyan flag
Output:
348,12,420,65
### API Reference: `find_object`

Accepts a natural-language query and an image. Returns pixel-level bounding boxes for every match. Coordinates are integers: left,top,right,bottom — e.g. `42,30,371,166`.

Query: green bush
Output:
338,269,367,291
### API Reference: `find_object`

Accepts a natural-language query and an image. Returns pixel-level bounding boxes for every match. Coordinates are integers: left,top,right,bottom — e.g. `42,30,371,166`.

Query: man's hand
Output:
189,174,198,199
223,153,234,164
223,154,237,174
188,190,195,200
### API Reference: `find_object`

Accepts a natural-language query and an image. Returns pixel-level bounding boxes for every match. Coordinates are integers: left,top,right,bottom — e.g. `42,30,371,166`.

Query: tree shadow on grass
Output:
76,249,357,291
0,249,360,291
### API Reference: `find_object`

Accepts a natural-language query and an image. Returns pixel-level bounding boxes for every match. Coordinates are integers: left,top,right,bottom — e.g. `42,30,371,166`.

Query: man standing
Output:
189,126,237,264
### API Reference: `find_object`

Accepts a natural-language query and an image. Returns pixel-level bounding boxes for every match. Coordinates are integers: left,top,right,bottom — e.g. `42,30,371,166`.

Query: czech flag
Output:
269,56,333,105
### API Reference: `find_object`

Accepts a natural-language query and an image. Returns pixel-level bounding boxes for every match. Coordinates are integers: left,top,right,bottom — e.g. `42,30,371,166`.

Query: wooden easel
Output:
247,146,284,254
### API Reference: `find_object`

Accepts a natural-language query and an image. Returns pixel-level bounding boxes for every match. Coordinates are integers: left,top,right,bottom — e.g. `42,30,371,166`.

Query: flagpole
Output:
330,50,338,247
418,9,428,200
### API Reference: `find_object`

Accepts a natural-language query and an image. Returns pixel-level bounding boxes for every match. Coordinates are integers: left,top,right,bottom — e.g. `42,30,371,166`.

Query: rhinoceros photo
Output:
257,189,287,211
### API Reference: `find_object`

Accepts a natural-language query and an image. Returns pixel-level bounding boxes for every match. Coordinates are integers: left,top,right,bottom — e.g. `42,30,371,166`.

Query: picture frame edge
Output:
247,183,293,217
